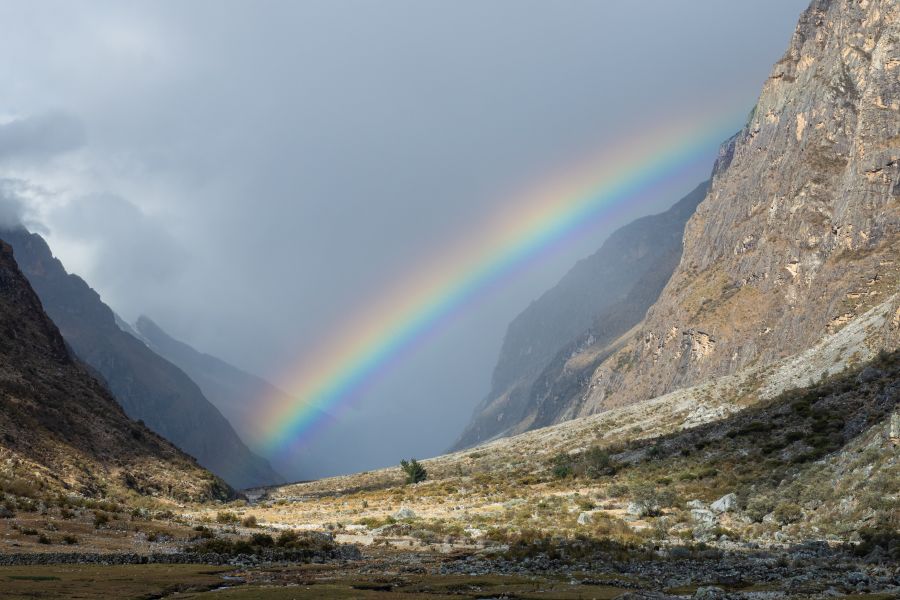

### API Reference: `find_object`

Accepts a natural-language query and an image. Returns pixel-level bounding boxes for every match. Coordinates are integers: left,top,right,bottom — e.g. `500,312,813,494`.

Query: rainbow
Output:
260,108,745,457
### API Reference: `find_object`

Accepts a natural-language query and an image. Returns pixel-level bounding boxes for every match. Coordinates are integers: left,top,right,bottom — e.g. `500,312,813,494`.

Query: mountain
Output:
0,239,231,503
132,315,279,448
459,0,899,439
558,0,900,418
454,181,708,449
1,228,283,490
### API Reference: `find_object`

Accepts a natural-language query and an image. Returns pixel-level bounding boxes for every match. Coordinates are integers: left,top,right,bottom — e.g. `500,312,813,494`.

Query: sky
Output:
0,0,809,478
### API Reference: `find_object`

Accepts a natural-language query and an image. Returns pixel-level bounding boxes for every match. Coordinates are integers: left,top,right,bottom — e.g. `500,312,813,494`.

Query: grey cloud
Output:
0,186,23,229
0,112,86,161
48,195,187,308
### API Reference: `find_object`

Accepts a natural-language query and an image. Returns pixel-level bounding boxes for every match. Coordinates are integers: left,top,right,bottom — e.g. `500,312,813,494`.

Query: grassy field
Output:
0,564,232,599
0,565,626,599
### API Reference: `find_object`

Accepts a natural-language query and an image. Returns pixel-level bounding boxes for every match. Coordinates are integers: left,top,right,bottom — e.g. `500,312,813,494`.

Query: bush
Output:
773,502,803,525
216,511,240,524
746,497,775,523
93,512,110,529
62,534,78,545
37,534,51,545
241,515,258,528
250,533,274,547
630,485,663,517
584,447,617,478
550,453,574,479
400,459,427,484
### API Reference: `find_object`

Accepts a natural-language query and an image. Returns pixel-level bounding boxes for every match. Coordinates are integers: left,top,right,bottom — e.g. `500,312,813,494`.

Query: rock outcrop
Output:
576,0,899,414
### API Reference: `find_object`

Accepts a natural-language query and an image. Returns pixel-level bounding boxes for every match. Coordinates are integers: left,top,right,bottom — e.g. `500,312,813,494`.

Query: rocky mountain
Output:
454,181,708,449
0,228,283,490
565,0,900,418
0,239,231,503
460,0,899,438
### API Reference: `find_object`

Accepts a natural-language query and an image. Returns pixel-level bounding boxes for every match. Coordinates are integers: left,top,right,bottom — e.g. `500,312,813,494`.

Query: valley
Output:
0,0,896,598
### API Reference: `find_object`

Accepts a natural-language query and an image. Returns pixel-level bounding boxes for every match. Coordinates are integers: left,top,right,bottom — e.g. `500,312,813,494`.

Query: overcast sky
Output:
0,0,809,478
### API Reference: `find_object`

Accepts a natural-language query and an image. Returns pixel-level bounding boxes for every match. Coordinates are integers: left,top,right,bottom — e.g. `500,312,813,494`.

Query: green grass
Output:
0,565,231,599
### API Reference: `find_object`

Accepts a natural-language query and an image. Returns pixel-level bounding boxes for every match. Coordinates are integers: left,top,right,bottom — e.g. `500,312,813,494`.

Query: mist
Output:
0,0,809,478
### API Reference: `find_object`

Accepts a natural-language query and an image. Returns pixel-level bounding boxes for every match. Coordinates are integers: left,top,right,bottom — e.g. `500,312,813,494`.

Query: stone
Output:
691,508,717,526
576,511,593,525
710,493,738,514
627,501,659,518
693,587,726,600
394,507,416,520
686,499,707,510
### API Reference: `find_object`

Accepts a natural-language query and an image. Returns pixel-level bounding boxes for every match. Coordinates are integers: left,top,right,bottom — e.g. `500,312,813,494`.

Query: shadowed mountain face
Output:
453,181,708,449
133,315,326,482
1,228,283,490
0,239,232,502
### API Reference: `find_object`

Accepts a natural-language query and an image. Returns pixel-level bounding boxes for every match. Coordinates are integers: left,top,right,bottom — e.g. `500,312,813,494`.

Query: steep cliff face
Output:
1,228,283,489
576,0,900,415
453,181,708,449
0,240,232,502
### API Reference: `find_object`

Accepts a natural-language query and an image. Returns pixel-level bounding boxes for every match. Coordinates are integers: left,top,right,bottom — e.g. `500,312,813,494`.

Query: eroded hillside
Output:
0,240,231,504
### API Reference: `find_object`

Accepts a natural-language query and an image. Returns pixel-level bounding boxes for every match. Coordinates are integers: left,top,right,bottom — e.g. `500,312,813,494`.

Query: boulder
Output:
690,508,717,526
710,493,738,514
693,586,726,599
394,507,416,520
627,501,659,518
577,511,593,525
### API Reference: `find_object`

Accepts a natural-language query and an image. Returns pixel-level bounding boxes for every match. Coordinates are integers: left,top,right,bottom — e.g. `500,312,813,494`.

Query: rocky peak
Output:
578,0,899,414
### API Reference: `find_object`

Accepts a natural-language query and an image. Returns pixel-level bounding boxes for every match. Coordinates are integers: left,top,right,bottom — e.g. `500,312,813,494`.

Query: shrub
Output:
250,533,274,547
241,515,258,528
216,511,240,524
584,447,616,478
276,530,300,547
37,534,51,545
93,512,110,529
62,534,78,545
400,459,428,484
550,453,574,479
746,497,774,523
773,502,803,524
630,485,663,517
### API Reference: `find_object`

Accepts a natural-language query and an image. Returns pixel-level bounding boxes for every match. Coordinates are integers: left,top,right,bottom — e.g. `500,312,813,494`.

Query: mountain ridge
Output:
454,180,709,449
1,227,283,489
0,238,232,503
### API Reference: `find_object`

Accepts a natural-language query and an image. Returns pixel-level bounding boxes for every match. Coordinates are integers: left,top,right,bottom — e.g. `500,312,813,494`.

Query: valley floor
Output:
0,544,897,600
0,302,896,599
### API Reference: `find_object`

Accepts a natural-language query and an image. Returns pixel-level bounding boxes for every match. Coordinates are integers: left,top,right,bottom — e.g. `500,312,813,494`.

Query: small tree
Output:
400,458,427,484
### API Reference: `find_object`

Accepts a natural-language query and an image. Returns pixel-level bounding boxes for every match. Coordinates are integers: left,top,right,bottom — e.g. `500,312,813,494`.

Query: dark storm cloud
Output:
0,112,86,161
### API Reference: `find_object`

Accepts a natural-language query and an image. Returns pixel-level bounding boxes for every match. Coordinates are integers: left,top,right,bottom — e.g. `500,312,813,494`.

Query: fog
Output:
0,0,809,478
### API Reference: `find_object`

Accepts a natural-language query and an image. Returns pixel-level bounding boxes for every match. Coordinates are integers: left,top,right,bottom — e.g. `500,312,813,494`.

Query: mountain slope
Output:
133,315,281,448
571,0,900,416
1,228,283,489
257,295,899,567
453,181,708,449
0,239,231,503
